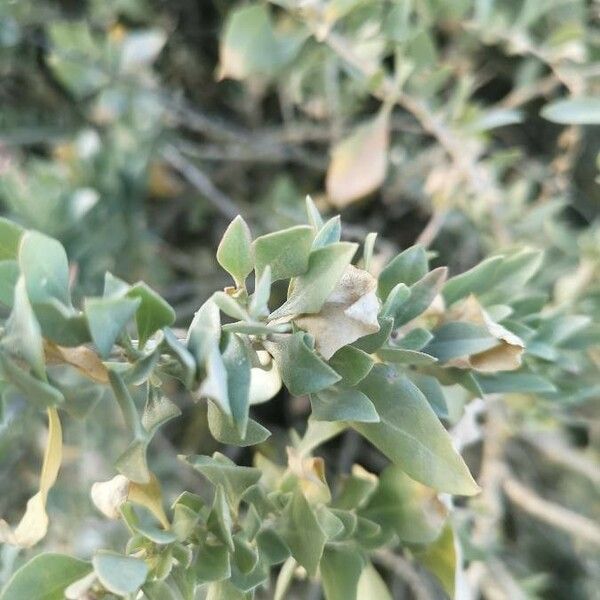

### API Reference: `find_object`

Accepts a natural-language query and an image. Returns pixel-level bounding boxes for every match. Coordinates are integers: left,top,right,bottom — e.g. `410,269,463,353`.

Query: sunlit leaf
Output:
326,112,390,208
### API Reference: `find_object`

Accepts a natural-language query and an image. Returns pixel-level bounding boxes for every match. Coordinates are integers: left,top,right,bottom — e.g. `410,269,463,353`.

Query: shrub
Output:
0,199,596,599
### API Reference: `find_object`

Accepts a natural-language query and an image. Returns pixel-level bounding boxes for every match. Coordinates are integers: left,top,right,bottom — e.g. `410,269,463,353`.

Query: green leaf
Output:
208,485,234,550
249,265,271,318
120,504,177,545
541,97,600,124
355,365,479,495
408,373,448,419
222,333,251,436
269,242,357,320
442,255,504,306
362,465,446,543
279,489,327,576
207,403,271,446
194,541,231,583
378,246,428,299
182,453,261,510
256,528,290,565
115,439,150,484
92,551,149,597
233,535,259,574
162,328,196,389
264,333,340,396
397,327,432,350
380,283,410,325
2,277,45,379
334,469,378,511
199,345,230,416
320,544,364,600
32,300,90,347
218,4,306,80
85,296,141,358
0,553,91,600
352,316,393,353
394,267,448,327
187,299,221,368
475,372,556,394
305,195,324,229
206,580,251,600
217,216,253,286
311,387,379,423
0,260,19,307
19,230,71,306
0,218,24,261
312,216,341,250
0,354,64,409
415,522,457,597
127,282,176,347
424,322,498,362
328,346,374,386
253,225,314,282
377,347,437,365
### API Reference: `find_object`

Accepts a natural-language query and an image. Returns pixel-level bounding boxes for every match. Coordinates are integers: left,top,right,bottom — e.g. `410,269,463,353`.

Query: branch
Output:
503,477,600,547
522,432,600,486
161,145,241,220
373,549,434,600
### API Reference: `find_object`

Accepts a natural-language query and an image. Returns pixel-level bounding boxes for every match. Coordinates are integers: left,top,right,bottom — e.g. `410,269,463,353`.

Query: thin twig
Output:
521,432,600,487
373,549,434,600
503,477,600,547
162,145,241,219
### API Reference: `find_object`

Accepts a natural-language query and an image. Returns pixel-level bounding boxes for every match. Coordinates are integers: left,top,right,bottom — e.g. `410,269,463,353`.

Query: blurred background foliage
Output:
0,0,599,598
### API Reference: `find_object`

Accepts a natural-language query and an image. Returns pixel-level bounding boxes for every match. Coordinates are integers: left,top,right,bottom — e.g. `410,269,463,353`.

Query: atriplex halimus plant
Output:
0,198,594,599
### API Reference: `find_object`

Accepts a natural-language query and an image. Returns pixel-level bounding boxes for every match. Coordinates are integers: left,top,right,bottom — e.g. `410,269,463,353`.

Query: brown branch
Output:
162,145,241,220
503,477,600,547
373,549,434,600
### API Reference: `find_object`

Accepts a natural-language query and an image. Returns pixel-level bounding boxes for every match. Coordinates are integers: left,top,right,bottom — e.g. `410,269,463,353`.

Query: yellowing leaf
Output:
326,113,389,208
295,265,380,359
446,295,524,372
416,522,457,597
128,473,170,530
45,342,109,384
0,407,62,547
286,447,331,504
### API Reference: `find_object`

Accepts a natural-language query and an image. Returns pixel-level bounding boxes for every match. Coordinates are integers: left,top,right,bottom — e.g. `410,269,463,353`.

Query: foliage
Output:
0,202,598,598
0,0,599,598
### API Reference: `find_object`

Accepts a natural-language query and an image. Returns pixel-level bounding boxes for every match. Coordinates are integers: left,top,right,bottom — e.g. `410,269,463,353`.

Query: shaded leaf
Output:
263,333,340,396
355,365,479,495
85,296,141,358
269,242,357,321
127,282,176,347
278,489,327,577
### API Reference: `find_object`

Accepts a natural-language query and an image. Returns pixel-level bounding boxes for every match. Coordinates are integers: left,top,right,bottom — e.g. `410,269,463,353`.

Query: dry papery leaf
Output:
286,447,331,504
91,473,170,528
0,408,62,548
295,265,380,359
326,112,390,208
448,294,524,372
